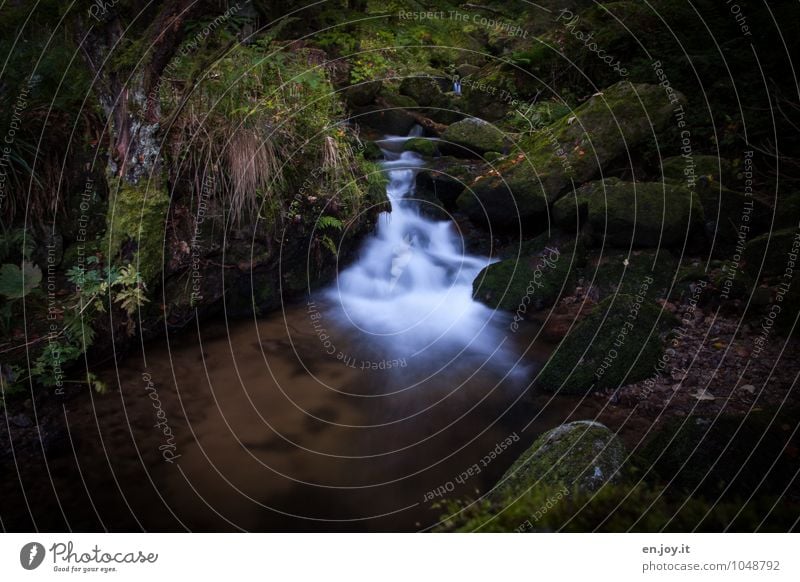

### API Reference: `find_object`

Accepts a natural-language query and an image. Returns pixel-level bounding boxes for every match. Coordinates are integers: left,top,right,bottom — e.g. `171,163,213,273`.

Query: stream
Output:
4,130,594,532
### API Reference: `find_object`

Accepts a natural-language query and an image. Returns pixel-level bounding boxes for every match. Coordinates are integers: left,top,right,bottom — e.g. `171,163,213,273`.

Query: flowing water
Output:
4,130,590,532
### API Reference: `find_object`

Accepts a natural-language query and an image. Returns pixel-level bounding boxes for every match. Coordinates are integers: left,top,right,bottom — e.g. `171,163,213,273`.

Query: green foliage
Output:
0,227,35,263
104,179,169,284
317,215,344,230
0,261,42,299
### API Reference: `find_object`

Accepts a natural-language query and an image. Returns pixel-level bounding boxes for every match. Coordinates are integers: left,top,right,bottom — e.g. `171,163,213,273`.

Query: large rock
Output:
472,240,583,313
537,294,674,395
415,156,488,207
399,75,442,107
352,90,419,135
552,178,704,248
743,227,800,277
583,249,679,302
457,81,684,229
343,80,382,107
491,421,625,500
440,117,509,158
402,137,438,157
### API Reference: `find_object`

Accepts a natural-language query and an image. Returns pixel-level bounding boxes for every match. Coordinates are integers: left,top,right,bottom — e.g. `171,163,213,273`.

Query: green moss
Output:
402,137,438,157
399,75,442,106
362,141,383,161
436,480,797,532
637,409,800,500
553,178,704,248
460,82,683,229
441,117,508,156
104,177,169,284
586,249,679,301
538,293,675,395
472,240,583,311
492,421,625,501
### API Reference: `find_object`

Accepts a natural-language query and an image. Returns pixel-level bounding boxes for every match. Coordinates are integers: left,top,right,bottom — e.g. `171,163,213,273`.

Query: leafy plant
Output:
0,261,42,299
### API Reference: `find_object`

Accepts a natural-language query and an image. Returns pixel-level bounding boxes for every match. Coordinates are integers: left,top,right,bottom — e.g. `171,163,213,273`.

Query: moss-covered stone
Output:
472,241,582,312
440,117,509,158
362,140,383,161
104,177,169,284
637,410,800,500
415,156,488,207
585,249,679,301
458,82,684,230
399,75,442,107
538,293,674,395
491,421,626,500
743,227,800,277
423,92,465,125
343,80,382,107
353,90,419,135
553,178,704,248
402,137,438,157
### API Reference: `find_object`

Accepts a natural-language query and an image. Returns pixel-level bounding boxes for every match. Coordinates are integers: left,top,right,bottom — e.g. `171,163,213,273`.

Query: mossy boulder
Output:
414,156,488,207
440,117,509,158
361,140,383,161
638,410,800,500
743,227,800,277
472,241,583,312
402,137,438,157
538,294,673,395
553,178,703,248
352,90,419,135
399,75,442,107
491,421,625,500
584,249,679,301
458,82,684,230
422,91,465,125
343,80,382,107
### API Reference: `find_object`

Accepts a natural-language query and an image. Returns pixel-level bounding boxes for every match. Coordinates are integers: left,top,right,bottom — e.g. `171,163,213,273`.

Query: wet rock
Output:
491,421,625,499
399,75,442,107
440,117,509,158
573,248,679,304
553,178,704,248
402,137,438,157
352,90,419,135
458,82,683,230
743,227,800,277
538,294,674,395
415,156,488,208
472,240,583,313
362,140,383,161
343,80,382,107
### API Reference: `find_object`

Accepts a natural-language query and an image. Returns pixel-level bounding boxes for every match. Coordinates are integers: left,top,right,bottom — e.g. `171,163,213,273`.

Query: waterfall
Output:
324,127,518,369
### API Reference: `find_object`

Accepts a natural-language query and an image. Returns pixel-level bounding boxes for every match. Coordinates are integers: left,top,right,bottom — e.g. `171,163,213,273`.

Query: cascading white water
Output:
325,128,519,369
